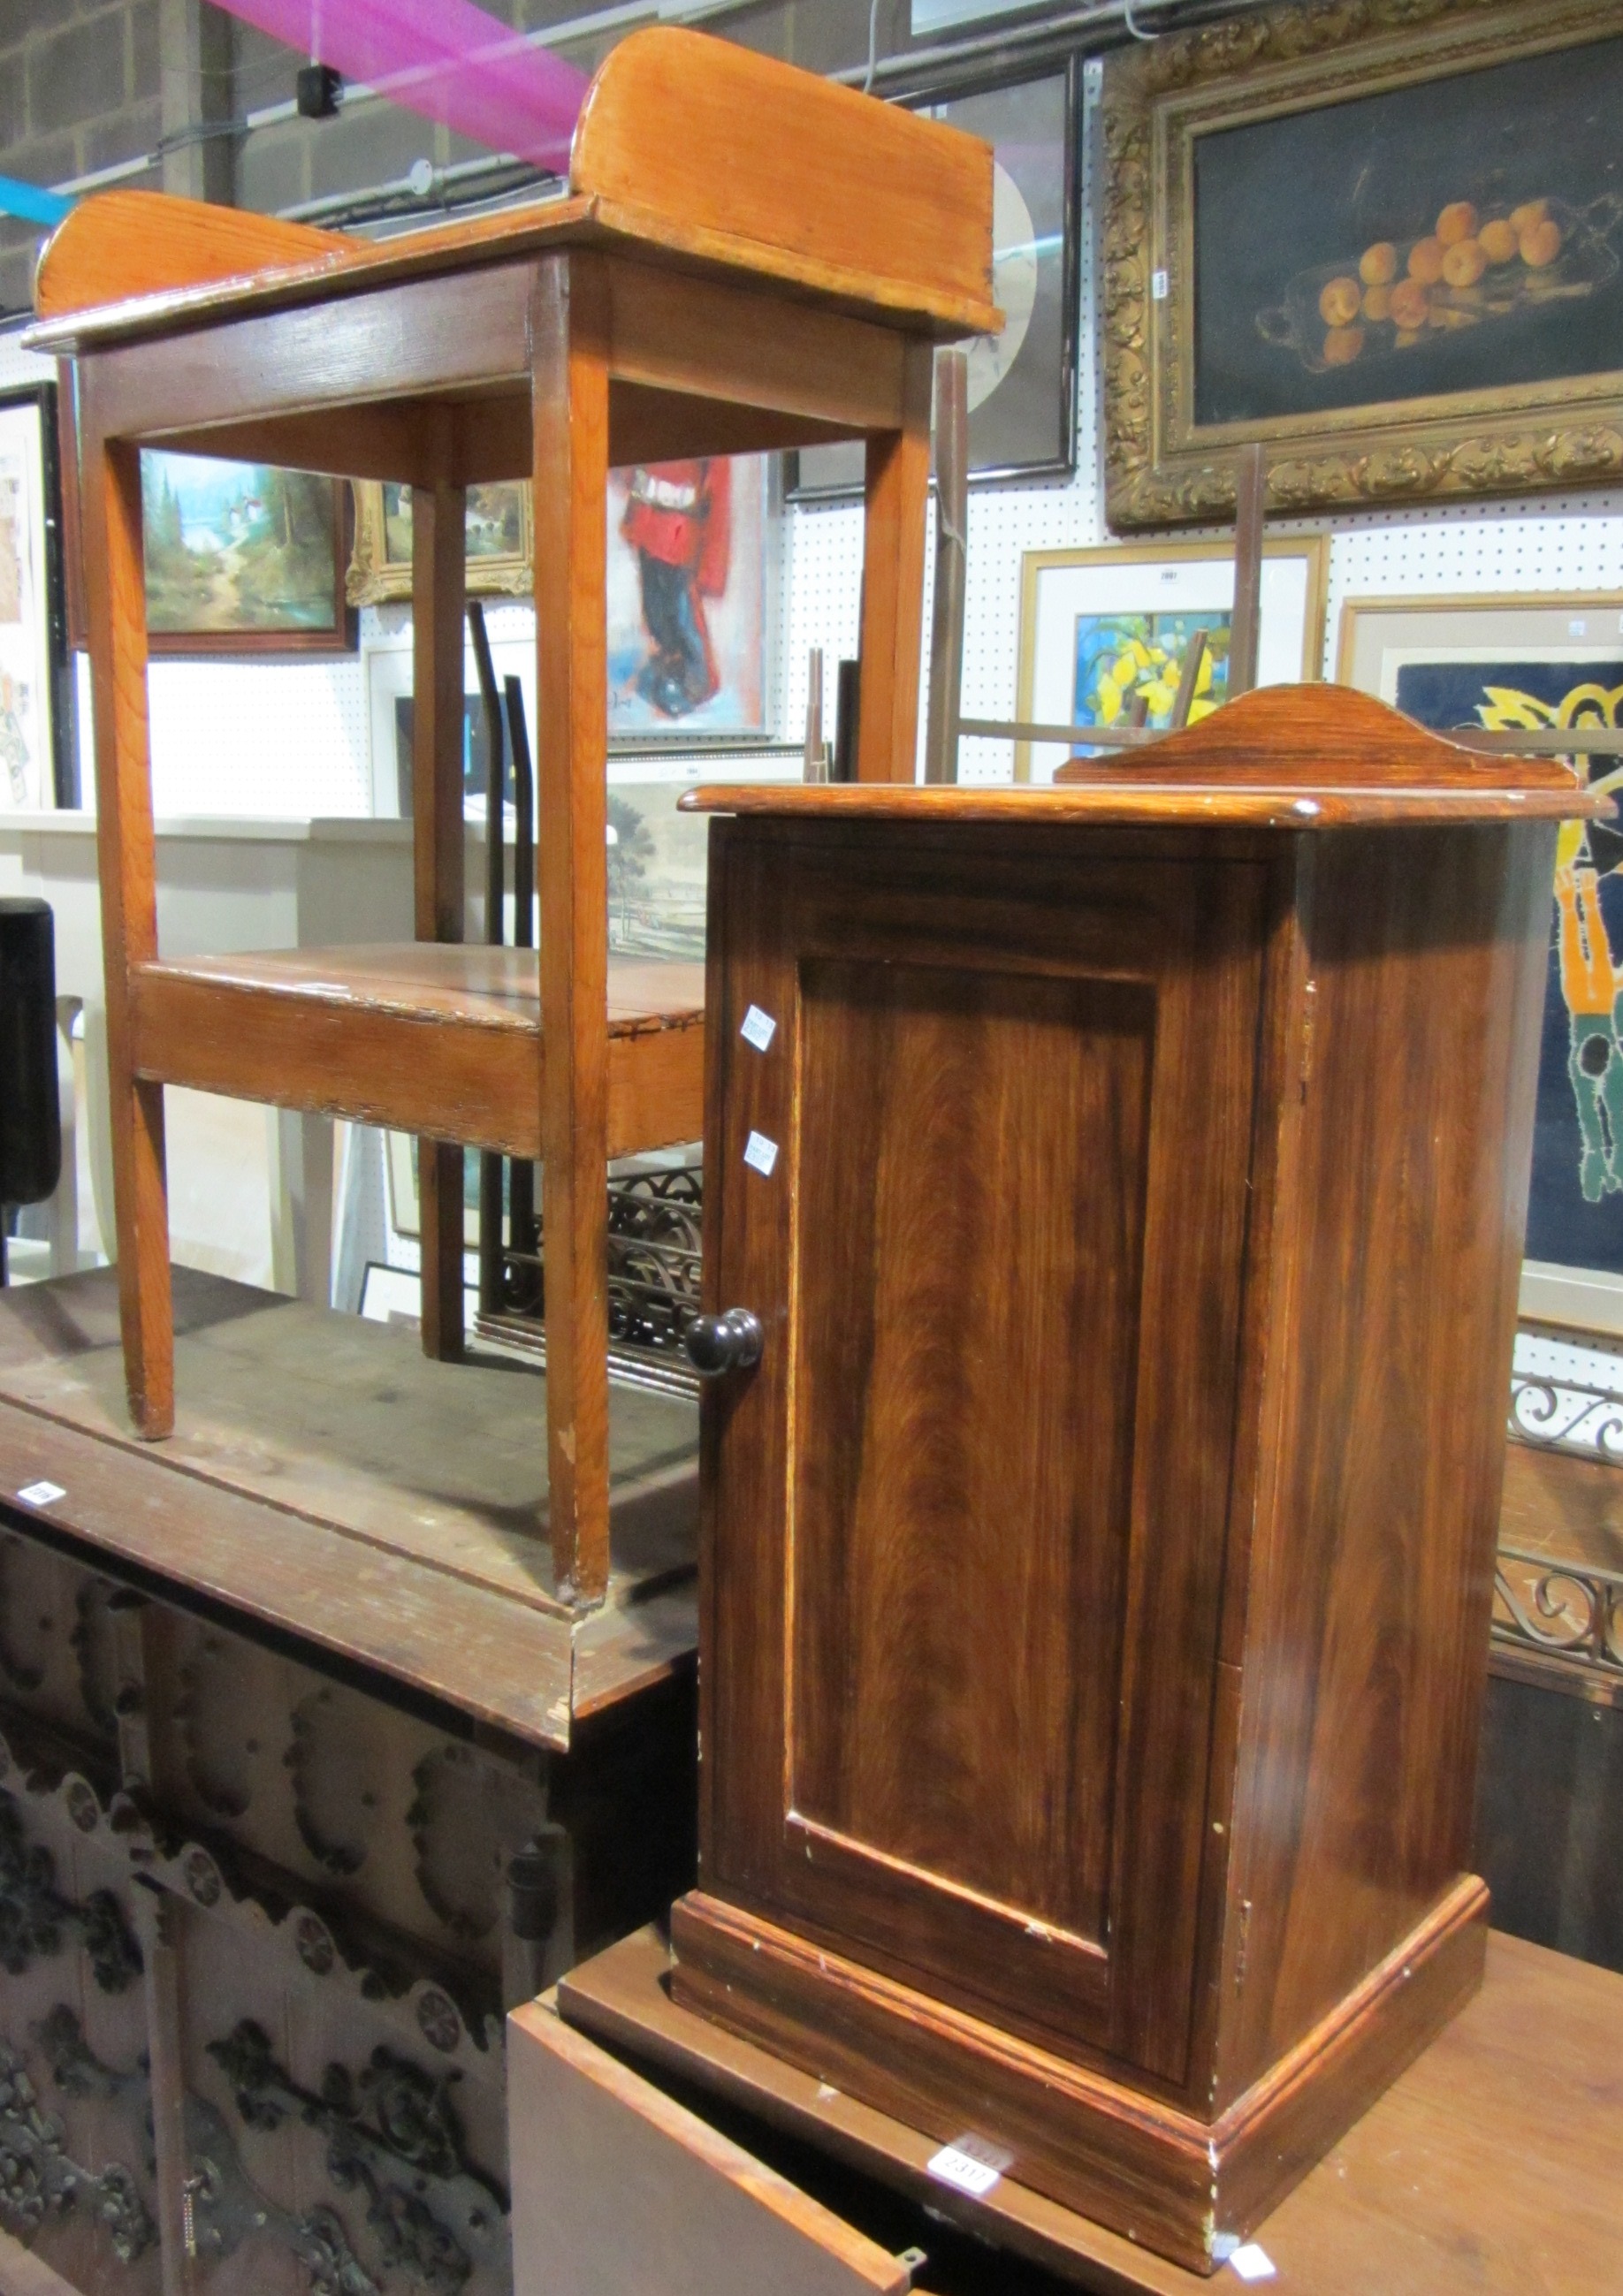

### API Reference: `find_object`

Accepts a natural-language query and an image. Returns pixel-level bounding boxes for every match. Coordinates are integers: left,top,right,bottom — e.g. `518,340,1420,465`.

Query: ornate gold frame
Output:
1101,0,1623,528
347,480,534,606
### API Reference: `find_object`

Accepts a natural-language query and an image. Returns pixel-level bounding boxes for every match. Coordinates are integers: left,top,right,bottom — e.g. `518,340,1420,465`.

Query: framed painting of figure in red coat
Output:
607,453,772,741
350,453,774,746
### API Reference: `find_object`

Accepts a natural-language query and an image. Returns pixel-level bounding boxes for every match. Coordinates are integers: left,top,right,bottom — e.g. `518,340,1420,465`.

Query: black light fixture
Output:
296,62,343,118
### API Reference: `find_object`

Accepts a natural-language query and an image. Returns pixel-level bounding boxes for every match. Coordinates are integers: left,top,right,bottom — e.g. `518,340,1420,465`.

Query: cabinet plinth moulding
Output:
27,27,996,1610
668,684,1605,2272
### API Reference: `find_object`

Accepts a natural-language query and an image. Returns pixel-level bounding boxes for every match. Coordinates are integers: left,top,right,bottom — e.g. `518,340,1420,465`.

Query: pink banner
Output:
217,0,589,171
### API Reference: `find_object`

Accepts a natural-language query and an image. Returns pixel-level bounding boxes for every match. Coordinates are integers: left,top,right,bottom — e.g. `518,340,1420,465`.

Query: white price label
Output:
1152,267,1170,300
740,1004,777,1053
743,1130,779,1177
926,2135,1013,2200
1229,2246,1276,2282
17,1481,65,1508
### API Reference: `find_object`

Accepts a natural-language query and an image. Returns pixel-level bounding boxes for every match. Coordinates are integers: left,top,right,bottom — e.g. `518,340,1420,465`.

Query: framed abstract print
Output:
1014,536,1329,781
788,56,1079,497
141,451,354,655
1102,0,1623,528
0,385,68,809
1339,593,1623,1334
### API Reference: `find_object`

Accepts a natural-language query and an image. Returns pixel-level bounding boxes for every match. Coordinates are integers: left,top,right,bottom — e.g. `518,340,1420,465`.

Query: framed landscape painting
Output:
1339,593,1623,1334
789,57,1079,497
1102,0,1623,527
1014,536,1329,781
141,452,354,654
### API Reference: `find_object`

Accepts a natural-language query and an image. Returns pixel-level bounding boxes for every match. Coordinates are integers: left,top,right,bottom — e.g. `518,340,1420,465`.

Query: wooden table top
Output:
141,944,706,1035
558,1925,1623,2294
26,27,998,354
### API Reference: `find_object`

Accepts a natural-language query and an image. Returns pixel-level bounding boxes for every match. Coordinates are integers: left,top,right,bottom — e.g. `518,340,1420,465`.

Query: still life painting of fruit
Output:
1192,29,1623,429
1261,193,1620,378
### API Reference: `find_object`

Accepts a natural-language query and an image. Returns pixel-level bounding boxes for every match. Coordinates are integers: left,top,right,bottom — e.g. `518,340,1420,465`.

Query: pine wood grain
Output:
31,32,998,349
126,953,705,1160
509,1997,911,2295
76,395,172,1441
533,252,613,1607
0,1267,699,1745
856,341,933,783
562,1924,1623,2296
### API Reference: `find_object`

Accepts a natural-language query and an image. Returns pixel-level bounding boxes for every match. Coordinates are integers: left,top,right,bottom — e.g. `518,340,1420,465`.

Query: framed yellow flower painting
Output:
1012,537,1330,781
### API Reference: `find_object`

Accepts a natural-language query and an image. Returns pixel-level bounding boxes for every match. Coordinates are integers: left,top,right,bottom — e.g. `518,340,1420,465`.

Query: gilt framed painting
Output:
1340,592,1623,1334
1103,0,1623,527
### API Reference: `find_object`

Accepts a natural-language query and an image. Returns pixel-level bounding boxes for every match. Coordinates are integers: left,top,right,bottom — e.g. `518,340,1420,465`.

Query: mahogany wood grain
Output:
533,252,613,1607
689,782,1597,826
670,1881,1488,2277
1045,681,1587,787
690,823,1264,2081
566,1926,1623,2296
413,474,469,1362
126,951,705,1160
508,1997,911,2296
1216,822,1556,2102
77,398,172,1440
674,689,1572,2273
857,341,933,784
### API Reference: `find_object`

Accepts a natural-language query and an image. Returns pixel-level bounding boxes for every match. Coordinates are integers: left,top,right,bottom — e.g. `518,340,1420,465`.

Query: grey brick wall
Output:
0,0,165,316
0,0,918,314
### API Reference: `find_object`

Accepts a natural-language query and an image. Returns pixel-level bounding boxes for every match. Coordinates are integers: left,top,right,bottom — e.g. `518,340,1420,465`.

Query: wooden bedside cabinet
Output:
667,686,1602,2272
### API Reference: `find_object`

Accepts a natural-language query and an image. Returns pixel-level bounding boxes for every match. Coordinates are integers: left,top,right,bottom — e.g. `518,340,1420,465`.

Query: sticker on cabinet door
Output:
740,1004,777,1052
743,1130,779,1176
16,1481,65,1508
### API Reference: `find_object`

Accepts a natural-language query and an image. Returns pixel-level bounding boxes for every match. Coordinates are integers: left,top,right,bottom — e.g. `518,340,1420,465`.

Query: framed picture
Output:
347,481,532,605
788,57,1079,498
141,451,355,655
1338,592,1623,1335
1102,0,1623,528
1014,536,1330,781
0,384,68,809
360,455,776,768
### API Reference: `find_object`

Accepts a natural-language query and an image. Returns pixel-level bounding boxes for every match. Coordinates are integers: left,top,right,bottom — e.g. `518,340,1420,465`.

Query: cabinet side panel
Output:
1221,822,1553,2096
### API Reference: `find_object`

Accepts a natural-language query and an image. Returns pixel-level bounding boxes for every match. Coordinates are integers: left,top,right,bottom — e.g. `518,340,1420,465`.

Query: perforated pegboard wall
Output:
775,65,1623,787
15,24,1623,827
